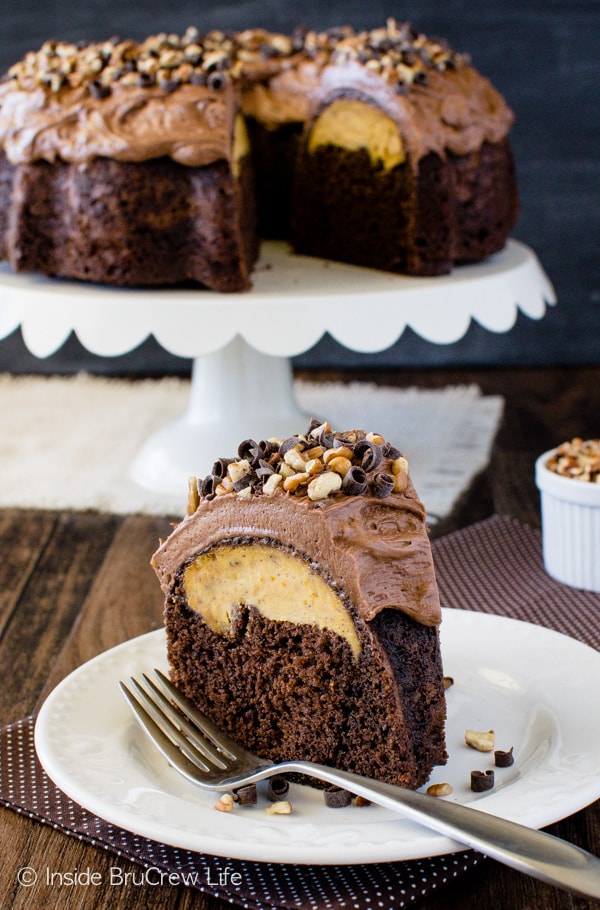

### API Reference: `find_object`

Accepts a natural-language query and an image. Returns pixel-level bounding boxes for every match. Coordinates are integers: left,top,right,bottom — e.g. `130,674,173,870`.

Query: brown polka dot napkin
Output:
432,515,600,650
1,515,598,909
0,716,479,909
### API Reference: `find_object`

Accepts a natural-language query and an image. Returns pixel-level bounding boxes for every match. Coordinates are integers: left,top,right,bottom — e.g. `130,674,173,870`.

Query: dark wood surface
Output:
0,364,598,910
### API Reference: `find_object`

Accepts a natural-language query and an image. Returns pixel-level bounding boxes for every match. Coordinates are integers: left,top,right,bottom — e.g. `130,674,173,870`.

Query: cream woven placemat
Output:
0,374,503,518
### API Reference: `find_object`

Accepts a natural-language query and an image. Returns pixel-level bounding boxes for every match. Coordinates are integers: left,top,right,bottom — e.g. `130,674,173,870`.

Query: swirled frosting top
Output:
0,20,513,166
152,420,442,628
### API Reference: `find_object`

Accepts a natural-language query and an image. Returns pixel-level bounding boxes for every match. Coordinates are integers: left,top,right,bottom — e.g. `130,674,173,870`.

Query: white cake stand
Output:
0,240,555,495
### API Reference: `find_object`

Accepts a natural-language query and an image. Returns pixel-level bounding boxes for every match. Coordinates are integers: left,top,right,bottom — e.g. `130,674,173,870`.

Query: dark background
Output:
0,0,598,374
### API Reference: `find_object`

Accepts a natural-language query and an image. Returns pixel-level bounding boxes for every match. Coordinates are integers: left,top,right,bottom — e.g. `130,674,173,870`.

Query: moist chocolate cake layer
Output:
0,151,258,289
291,136,517,276
166,539,447,789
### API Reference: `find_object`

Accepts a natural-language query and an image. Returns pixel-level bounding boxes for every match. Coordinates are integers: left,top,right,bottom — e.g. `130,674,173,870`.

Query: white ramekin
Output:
535,447,600,592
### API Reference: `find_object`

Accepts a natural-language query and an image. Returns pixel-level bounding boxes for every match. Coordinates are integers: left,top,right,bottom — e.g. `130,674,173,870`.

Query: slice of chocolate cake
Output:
152,421,447,789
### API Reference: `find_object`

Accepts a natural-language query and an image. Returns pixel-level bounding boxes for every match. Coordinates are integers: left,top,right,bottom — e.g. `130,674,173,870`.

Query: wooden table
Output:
0,365,598,910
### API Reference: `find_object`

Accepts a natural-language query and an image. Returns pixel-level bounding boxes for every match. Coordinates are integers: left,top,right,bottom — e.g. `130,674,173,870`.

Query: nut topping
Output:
265,800,292,815
214,793,235,812
426,782,453,797
6,19,467,98
190,420,411,509
546,438,600,483
465,729,495,752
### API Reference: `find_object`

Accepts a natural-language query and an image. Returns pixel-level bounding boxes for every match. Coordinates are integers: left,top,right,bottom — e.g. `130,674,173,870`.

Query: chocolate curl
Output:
354,439,382,471
494,747,515,768
342,465,368,495
383,442,402,459
324,786,353,808
279,436,301,456
234,784,258,806
470,770,495,792
211,457,233,478
200,474,216,496
370,472,395,498
237,439,260,461
267,776,290,801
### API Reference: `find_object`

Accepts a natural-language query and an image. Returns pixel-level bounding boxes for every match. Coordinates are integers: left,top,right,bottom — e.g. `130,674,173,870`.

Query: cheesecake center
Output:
182,543,361,657
307,98,406,171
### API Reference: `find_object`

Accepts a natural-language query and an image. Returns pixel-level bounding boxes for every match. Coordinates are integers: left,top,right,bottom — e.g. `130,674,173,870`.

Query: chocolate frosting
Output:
308,60,513,166
0,82,237,167
152,478,442,628
0,23,513,168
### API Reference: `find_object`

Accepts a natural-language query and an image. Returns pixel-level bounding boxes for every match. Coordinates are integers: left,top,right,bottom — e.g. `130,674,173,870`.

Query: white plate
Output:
34,609,600,865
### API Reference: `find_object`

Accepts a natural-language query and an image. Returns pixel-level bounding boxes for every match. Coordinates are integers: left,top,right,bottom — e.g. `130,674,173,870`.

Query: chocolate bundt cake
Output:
0,21,518,290
152,421,447,789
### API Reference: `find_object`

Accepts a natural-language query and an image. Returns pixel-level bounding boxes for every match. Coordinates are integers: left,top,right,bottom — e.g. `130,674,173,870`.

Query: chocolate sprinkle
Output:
89,79,111,99
267,776,290,801
234,784,258,805
370,471,395,498
355,439,383,471
324,786,353,808
343,465,368,495
470,770,495,792
212,458,233,478
494,747,515,768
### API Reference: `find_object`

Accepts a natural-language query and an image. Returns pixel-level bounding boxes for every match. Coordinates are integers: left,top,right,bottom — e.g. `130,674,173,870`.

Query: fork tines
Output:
119,669,236,781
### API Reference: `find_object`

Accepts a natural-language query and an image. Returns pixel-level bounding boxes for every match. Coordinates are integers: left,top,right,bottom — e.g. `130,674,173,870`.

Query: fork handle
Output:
240,760,600,900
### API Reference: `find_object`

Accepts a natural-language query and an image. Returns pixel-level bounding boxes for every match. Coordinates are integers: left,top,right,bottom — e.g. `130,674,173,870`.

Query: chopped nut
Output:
354,795,372,807
215,477,234,496
266,800,292,815
308,470,343,501
308,421,331,440
228,459,251,483
186,476,199,515
305,457,325,476
366,432,385,445
546,438,600,483
283,448,308,472
323,446,354,464
215,793,235,812
426,782,453,797
277,462,296,479
465,729,495,752
393,471,409,494
263,473,282,495
392,455,409,475
326,455,353,477
443,676,454,689
283,471,310,492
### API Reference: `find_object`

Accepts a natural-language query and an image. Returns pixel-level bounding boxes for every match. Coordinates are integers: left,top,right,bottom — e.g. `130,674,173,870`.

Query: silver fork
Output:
119,669,600,900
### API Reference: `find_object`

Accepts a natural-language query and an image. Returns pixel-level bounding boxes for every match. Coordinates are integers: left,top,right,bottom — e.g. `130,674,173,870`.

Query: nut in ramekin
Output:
535,442,600,592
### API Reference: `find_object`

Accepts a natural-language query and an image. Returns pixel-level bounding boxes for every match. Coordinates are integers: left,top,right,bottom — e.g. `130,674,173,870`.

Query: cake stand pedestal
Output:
0,240,555,496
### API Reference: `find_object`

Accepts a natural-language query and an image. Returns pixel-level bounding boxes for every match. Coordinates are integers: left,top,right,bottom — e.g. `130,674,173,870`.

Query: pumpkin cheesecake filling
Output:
182,542,361,658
